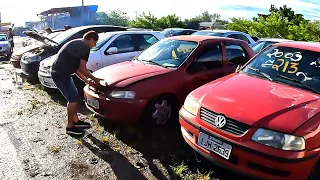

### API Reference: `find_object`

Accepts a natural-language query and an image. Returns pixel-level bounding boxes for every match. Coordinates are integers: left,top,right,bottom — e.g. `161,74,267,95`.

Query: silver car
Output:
0,34,11,57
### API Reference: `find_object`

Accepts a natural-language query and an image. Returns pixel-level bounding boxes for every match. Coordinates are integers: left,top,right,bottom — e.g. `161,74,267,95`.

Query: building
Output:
28,5,99,30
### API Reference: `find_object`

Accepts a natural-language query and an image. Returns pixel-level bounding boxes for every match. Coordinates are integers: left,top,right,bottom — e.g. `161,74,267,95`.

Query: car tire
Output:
143,94,178,127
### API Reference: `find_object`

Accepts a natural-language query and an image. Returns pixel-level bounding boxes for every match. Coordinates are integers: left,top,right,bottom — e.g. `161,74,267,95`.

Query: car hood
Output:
92,61,173,87
200,73,320,134
0,41,9,45
13,44,40,56
23,31,58,46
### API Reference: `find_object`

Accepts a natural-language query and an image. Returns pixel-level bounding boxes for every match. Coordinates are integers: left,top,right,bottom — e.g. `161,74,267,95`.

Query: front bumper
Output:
38,71,57,89
83,85,148,123
20,60,40,76
179,108,318,180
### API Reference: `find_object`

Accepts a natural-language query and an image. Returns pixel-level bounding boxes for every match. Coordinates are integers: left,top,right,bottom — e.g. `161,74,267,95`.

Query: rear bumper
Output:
179,108,318,180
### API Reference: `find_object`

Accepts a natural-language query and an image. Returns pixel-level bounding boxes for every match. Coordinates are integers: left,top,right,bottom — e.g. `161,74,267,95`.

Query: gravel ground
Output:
0,37,256,180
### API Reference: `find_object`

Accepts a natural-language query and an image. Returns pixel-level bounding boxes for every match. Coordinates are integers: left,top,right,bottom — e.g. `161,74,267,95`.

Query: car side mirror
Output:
236,64,242,72
106,47,117,54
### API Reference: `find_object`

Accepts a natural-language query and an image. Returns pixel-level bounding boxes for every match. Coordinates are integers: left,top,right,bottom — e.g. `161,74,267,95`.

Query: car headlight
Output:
183,96,199,116
110,91,135,99
251,128,305,151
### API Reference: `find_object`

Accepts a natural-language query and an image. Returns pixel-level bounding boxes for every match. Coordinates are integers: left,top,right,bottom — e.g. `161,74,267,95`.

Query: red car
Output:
84,36,255,125
179,41,320,180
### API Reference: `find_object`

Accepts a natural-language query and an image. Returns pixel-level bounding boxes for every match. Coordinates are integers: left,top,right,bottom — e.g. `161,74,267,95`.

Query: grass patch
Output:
173,162,188,176
194,170,213,180
75,140,83,145
50,145,61,153
102,136,109,144
30,99,42,110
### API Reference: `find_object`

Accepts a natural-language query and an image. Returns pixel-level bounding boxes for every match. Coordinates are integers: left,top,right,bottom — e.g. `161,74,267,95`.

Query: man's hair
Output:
83,31,99,41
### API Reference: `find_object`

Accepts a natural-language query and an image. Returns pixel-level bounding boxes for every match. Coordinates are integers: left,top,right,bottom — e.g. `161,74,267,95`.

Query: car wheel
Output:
308,161,320,180
143,95,178,126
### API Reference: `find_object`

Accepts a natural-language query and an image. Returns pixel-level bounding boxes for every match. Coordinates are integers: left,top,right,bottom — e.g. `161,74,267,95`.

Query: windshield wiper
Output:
247,67,273,81
276,74,320,94
131,57,145,65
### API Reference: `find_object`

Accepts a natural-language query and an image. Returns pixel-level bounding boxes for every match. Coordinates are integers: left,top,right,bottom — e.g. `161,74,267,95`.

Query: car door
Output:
102,34,137,67
183,42,227,94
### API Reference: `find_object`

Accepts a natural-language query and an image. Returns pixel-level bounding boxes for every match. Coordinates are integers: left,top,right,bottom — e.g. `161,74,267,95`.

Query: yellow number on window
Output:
272,59,284,71
288,62,299,74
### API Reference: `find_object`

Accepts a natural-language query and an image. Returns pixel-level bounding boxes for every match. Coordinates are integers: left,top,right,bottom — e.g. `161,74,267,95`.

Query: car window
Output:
252,41,266,53
188,44,222,72
138,34,159,51
91,33,115,52
228,34,250,43
225,44,248,65
0,35,7,41
242,46,320,94
109,35,134,54
262,41,276,49
136,39,198,68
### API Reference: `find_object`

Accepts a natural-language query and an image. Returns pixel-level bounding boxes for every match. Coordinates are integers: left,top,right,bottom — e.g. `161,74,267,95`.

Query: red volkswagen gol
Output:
84,35,255,125
179,41,320,180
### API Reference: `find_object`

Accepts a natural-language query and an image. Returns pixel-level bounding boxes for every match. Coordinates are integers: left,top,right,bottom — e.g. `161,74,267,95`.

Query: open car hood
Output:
23,30,58,46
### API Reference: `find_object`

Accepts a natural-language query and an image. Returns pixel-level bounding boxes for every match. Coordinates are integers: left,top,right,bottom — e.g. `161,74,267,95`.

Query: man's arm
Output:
75,70,89,84
78,59,97,81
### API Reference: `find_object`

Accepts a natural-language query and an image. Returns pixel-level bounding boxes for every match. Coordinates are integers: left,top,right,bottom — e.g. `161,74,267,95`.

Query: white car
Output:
0,33,11,57
192,30,256,45
38,31,165,89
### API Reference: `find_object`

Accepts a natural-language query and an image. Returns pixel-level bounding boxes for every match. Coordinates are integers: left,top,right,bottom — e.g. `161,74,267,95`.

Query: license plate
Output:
198,132,232,160
87,96,99,109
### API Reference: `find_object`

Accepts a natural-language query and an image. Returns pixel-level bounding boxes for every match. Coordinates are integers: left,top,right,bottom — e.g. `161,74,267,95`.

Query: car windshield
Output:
0,35,7,41
51,27,81,44
192,31,225,37
91,33,115,52
136,39,198,68
242,45,320,94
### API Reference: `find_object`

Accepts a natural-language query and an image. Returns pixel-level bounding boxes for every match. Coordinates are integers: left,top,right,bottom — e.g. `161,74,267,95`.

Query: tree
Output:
129,12,184,30
97,9,129,27
129,12,159,29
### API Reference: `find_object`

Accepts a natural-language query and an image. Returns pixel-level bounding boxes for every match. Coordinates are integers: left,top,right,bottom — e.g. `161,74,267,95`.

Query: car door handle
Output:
129,56,135,58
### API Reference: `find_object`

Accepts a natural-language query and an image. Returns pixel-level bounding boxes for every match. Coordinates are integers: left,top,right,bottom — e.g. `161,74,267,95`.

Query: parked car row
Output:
11,25,320,180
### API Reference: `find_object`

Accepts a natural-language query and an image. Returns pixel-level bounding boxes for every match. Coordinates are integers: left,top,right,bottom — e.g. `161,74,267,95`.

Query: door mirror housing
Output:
106,47,118,54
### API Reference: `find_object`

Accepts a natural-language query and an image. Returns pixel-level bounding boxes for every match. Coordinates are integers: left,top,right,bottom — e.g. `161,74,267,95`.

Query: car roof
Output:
98,30,160,35
259,38,292,42
198,29,240,33
167,35,247,43
274,41,320,52
70,25,127,31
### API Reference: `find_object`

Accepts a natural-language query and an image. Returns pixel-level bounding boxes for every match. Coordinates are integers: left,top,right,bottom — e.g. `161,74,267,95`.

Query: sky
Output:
1,0,320,26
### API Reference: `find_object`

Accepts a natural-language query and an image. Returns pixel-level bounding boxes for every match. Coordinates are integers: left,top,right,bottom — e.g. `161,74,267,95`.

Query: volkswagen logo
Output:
214,115,226,128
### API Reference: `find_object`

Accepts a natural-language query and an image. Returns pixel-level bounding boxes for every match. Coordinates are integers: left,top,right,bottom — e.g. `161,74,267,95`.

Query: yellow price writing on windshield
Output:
272,59,299,74
177,47,193,53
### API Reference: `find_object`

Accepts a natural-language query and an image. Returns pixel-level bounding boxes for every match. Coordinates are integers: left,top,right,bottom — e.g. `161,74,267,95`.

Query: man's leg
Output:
67,102,78,128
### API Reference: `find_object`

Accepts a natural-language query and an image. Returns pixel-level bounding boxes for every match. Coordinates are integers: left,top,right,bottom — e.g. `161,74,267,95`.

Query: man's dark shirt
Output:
51,39,90,76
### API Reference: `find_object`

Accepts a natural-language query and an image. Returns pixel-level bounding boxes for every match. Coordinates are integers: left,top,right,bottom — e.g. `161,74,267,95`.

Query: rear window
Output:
0,34,7,41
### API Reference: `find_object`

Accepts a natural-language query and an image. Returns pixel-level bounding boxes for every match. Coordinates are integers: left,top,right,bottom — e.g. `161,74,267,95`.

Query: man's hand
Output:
92,77,105,88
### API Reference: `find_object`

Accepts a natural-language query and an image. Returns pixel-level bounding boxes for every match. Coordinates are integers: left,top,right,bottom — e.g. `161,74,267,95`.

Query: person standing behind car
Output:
51,31,104,135
6,28,14,53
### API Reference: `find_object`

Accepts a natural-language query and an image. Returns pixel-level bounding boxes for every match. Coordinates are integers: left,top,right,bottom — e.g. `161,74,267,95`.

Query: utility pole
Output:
81,0,84,25
134,11,138,20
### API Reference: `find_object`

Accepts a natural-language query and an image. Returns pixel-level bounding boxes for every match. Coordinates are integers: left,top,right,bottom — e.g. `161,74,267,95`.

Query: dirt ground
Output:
0,38,255,180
